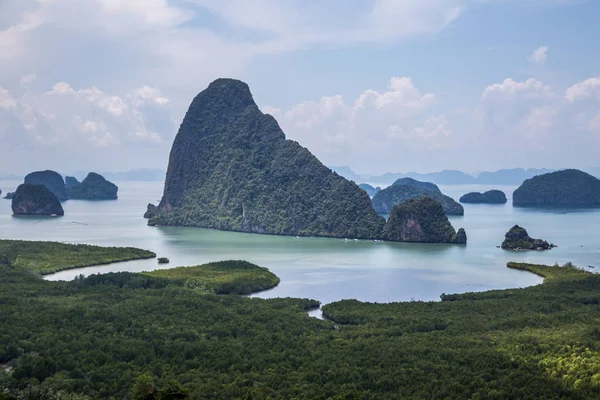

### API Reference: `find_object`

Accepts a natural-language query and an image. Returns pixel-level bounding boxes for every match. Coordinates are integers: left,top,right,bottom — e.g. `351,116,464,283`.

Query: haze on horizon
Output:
1,0,599,176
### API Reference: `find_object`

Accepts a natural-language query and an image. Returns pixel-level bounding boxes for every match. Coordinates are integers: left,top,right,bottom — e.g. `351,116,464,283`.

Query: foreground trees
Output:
1,254,600,399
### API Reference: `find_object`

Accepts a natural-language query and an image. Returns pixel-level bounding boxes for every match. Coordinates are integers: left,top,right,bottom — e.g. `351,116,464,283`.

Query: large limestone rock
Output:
11,184,64,216
149,78,385,239
372,185,464,215
382,197,466,244
513,169,600,206
24,170,67,201
67,173,118,200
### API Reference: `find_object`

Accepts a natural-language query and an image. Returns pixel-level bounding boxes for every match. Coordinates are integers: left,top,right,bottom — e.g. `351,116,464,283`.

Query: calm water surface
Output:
1,180,599,305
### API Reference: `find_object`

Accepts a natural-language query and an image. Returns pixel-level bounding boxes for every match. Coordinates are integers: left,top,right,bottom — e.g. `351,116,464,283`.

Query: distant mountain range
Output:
72,169,166,182
1,169,166,182
330,167,600,186
4,166,599,185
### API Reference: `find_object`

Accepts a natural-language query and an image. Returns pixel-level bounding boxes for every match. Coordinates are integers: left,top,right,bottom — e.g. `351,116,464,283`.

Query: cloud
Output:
20,74,37,86
529,46,548,64
0,0,497,95
564,78,600,135
565,78,600,102
0,82,175,172
0,0,594,173
0,89,17,110
264,75,600,172
263,77,450,171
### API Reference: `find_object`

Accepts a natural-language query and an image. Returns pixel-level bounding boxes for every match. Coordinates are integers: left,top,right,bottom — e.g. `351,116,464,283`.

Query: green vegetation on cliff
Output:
460,190,507,204
2,257,600,399
0,240,155,274
372,184,464,215
11,184,64,216
144,260,280,295
149,78,385,239
513,169,600,206
382,197,466,244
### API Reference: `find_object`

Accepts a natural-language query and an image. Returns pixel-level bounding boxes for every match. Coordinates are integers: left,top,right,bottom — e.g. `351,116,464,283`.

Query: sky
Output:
1,0,599,175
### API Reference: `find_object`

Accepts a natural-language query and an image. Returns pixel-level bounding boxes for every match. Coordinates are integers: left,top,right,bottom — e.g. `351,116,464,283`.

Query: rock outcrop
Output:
513,169,600,206
67,173,118,200
460,190,507,204
149,78,385,239
358,184,381,197
65,176,81,190
393,177,442,194
144,203,158,219
4,192,15,200
11,184,64,216
24,170,67,201
382,197,466,244
372,185,464,215
501,225,554,250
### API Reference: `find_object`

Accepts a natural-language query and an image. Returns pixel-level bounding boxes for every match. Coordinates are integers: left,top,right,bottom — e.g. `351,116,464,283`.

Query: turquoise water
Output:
1,180,598,305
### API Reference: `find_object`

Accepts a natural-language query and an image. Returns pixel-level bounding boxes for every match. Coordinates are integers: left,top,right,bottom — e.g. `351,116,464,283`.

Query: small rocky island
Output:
144,203,158,219
67,173,118,200
372,182,464,215
513,169,600,206
460,190,507,204
501,225,555,250
382,197,467,244
11,184,64,216
358,184,381,197
24,170,67,201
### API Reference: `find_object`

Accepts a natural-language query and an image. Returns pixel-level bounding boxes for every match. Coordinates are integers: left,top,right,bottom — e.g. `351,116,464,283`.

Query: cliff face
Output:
150,78,385,239
513,169,600,206
67,173,118,200
11,184,64,216
382,197,466,244
460,190,507,204
372,185,464,215
24,170,67,201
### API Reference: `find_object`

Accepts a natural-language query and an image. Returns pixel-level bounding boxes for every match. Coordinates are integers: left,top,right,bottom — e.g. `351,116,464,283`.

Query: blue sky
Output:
1,0,599,174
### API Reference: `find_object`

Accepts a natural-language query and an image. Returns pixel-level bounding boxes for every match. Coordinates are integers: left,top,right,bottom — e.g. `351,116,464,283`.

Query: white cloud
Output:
0,89,17,110
565,78,600,102
264,74,600,172
20,74,37,86
529,46,548,64
477,78,556,149
1,82,175,156
265,77,443,168
0,0,594,173
481,78,553,101
98,0,191,27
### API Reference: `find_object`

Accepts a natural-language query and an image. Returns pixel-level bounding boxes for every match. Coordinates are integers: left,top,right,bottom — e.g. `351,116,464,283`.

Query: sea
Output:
1,180,599,309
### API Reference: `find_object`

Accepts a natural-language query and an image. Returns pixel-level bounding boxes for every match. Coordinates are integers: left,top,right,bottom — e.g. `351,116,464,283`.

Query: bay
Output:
1,180,598,305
